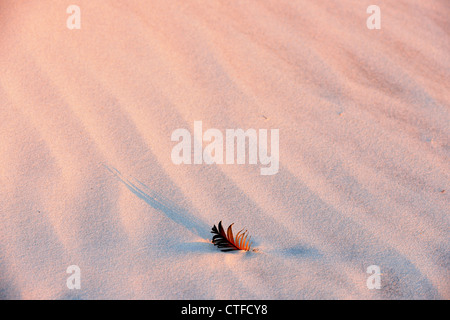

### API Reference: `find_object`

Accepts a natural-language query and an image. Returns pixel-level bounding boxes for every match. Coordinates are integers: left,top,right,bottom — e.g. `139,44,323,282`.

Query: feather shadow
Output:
104,165,210,239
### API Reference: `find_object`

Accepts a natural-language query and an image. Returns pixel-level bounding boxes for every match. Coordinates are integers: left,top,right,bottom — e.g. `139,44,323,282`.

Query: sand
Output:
0,0,448,299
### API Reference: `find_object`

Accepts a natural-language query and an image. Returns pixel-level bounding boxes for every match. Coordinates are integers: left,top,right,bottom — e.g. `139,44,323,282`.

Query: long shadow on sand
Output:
105,165,211,240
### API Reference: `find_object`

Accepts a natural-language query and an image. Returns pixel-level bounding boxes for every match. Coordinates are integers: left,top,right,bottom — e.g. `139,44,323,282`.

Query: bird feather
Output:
211,221,252,252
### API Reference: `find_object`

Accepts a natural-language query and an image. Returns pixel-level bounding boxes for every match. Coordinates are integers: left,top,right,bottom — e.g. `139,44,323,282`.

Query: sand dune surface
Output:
0,0,449,299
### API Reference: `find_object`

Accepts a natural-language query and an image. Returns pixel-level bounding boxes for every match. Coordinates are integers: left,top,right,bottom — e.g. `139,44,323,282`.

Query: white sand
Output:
0,0,448,299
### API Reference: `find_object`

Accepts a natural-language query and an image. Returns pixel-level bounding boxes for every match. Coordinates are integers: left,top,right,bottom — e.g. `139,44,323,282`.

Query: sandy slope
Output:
0,0,448,299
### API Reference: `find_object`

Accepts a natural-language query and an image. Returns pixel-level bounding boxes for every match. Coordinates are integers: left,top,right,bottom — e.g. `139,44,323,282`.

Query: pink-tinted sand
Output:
0,0,449,299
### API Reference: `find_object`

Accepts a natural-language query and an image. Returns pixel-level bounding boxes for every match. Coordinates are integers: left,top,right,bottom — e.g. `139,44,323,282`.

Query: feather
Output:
211,221,252,252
